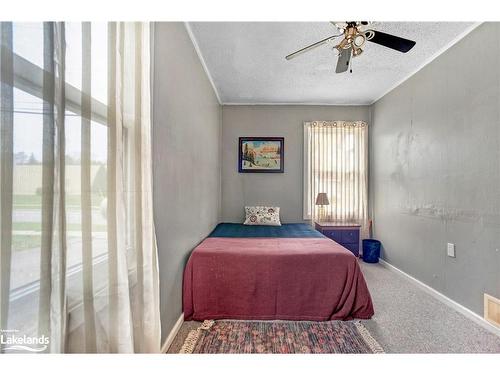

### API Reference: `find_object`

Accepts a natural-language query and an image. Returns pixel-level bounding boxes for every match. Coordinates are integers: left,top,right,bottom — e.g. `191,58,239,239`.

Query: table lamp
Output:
315,192,329,221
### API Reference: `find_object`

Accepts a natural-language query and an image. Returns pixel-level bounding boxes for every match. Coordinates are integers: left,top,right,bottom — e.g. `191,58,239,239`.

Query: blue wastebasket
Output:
362,239,381,263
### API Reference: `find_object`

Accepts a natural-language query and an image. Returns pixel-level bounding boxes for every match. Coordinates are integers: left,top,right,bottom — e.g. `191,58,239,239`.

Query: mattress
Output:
208,222,325,238
183,223,374,322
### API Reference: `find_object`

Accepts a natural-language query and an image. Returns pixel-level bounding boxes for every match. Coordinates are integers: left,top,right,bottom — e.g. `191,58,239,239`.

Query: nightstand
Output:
314,221,361,257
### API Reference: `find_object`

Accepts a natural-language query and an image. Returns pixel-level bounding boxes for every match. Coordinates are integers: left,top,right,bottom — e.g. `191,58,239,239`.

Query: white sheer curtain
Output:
303,121,369,237
0,22,160,353
102,22,160,353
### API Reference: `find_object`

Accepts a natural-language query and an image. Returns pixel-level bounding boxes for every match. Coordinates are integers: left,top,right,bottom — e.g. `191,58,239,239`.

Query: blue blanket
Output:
209,223,324,238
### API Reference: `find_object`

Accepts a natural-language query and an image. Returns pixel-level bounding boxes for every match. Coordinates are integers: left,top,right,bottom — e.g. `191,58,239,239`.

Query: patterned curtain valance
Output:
308,121,368,128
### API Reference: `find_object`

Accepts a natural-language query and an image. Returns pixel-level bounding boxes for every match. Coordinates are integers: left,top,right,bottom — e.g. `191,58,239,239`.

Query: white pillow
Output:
243,206,281,226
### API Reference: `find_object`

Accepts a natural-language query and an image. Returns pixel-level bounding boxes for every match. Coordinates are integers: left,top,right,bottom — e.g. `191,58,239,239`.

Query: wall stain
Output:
399,203,500,226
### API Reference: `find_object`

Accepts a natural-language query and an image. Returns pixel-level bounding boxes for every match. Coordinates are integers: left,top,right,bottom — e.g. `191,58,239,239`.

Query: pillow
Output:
243,206,281,226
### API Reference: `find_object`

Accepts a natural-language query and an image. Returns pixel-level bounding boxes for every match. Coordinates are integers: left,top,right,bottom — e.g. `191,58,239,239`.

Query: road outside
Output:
8,195,109,338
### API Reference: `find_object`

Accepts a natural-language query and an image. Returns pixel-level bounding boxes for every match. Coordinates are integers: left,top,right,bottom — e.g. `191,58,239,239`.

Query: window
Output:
2,21,157,354
5,22,109,337
303,121,369,236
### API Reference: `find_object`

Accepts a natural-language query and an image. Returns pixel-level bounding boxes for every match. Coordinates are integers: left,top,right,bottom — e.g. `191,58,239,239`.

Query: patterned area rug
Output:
179,320,384,354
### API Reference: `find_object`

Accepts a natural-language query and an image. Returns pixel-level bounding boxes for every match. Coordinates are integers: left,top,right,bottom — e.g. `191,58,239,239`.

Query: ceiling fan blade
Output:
367,30,416,53
335,47,352,73
285,34,341,60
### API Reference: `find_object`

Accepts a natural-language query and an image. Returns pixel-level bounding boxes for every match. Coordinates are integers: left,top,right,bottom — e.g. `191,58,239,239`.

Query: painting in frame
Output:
238,137,284,173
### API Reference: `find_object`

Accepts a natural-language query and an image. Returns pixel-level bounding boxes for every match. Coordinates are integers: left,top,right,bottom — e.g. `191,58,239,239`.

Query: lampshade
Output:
315,192,329,206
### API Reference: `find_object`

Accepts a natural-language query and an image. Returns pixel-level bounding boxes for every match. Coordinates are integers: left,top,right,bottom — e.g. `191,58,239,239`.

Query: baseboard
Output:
378,259,500,338
161,313,184,353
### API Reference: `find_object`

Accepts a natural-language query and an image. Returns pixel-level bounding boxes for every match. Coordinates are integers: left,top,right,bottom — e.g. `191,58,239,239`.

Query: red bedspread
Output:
183,237,374,321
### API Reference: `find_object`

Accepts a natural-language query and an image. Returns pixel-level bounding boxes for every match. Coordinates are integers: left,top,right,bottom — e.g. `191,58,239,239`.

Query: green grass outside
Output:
12,233,94,252
13,194,105,209
12,195,107,252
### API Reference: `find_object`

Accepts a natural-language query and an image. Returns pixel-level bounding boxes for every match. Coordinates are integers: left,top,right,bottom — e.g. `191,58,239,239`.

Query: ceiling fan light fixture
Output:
353,47,363,57
353,34,366,48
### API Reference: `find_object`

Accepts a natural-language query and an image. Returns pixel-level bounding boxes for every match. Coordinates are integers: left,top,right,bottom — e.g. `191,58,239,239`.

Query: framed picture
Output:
238,137,284,173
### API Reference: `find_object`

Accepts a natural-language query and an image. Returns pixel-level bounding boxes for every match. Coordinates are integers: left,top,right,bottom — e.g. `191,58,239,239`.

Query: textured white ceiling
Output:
188,22,477,105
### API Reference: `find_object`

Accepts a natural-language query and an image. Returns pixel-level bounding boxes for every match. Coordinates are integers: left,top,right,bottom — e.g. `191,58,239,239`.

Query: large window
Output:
5,22,108,338
2,21,158,354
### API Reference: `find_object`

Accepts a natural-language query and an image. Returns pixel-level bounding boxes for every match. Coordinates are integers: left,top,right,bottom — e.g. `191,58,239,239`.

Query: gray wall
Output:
370,22,500,315
152,22,222,342
221,105,370,223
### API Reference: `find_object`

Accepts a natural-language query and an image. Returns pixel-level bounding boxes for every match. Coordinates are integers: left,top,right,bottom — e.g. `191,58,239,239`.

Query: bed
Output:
183,223,374,321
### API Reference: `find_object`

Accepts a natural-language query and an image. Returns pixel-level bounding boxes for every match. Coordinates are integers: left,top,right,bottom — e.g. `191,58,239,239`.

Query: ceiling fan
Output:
285,21,416,73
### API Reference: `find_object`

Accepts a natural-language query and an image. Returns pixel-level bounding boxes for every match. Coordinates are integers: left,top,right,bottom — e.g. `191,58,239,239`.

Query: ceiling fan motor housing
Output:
336,24,367,57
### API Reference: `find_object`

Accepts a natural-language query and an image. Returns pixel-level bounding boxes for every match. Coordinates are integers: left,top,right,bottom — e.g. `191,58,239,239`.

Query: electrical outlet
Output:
447,243,455,258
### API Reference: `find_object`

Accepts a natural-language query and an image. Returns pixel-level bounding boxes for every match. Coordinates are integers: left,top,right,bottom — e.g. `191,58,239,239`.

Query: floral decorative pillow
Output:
243,206,281,226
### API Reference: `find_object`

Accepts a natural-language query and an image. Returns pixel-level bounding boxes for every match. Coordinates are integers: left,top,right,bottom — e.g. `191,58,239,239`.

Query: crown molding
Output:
184,22,222,104
222,102,371,106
